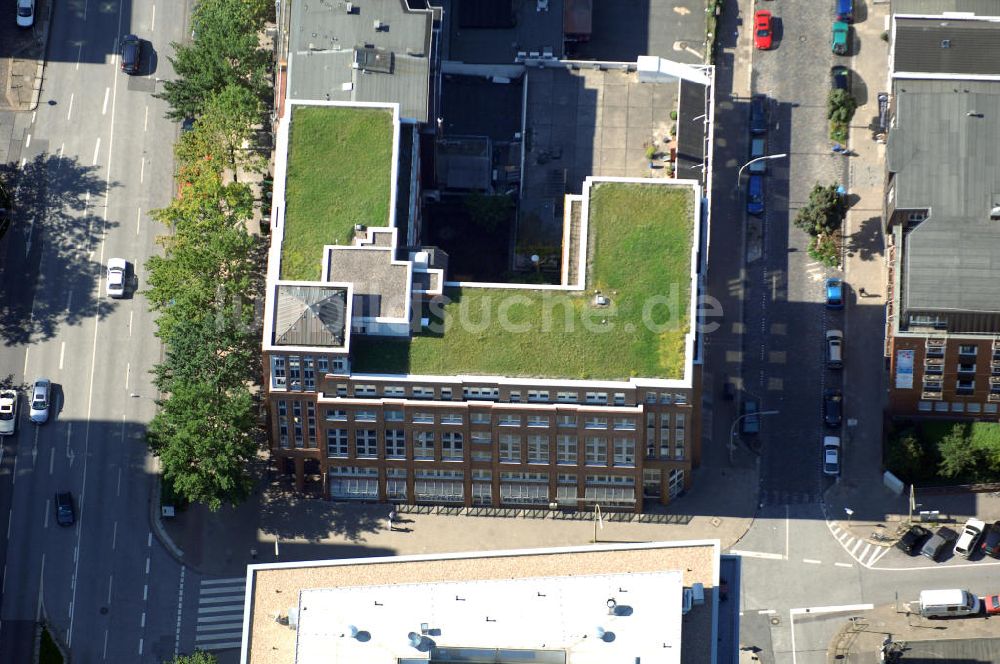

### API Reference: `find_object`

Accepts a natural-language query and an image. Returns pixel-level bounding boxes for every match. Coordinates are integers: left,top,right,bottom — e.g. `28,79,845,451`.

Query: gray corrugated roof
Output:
289,0,434,121
894,18,1000,76
892,0,1000,17
890,79,1000,313
273,285,348,346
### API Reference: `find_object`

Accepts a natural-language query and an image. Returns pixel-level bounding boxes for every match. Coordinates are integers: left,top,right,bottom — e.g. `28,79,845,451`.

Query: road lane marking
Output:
125,363,130,391
111,521,117,550
140,159,145,183
49,447,54,474
859,543,872,561
143,583,148,600
10,455,16,485
835,562,853,568
75,44,82,70
5,509,11,540
2,565,5,593
144,105,149,131
102,87,110,115
729,549,784,560
868,547,890,567
145,557,150,574
92,137,101,165
174,566,185,656
25,134,31,148
66,289,72,311
59,341,65,369
147,532,152,547
850,538,863,556
22,347,29,376
151,5,156,31
138,638,143,655
102,630,108,659
802,558,821,564
44,499,49,528
141,612,146,628
129,309,133,335
117,467,121,496
107,575,113,603
757,609,776,615
67,93,74,121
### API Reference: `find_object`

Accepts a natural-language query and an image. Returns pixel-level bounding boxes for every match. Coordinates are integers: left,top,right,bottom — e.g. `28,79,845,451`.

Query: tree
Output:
937,423,977,479
167,651,218,664
198,85,266,178
147,379,258,511
885,427,927,483
827,89,858,124
794,183,844,237
808,234,839,267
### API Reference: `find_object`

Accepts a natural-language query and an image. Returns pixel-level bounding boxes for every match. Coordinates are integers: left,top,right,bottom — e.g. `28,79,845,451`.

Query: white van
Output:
918,589,980,618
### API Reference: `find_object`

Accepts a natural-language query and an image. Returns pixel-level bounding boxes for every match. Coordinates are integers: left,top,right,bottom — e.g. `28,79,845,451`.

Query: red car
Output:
986,594,1000,615
754,10,773,50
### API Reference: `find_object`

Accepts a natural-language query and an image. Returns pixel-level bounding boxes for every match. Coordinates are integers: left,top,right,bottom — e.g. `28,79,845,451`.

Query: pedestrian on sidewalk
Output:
859,287,867,297
387,508,398,531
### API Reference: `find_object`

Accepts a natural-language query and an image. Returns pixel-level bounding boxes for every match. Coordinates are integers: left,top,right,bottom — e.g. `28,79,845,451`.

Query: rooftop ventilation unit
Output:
941,39,951,48
990,206,1000,220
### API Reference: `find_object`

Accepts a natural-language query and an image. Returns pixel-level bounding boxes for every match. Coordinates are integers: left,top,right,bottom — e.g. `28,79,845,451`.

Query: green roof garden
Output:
351,182,696,380
280,105,394,281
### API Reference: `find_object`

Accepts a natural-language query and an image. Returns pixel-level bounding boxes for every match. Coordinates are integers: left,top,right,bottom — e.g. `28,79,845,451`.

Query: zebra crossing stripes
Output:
195,577,247,651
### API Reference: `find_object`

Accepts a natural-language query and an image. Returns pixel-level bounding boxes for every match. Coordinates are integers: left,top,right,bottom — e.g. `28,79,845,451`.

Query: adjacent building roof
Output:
239,541,721,664
326,240,411,320
893,17,1000,76
288,0,437,121
892,0,1000,17
272,284,349,347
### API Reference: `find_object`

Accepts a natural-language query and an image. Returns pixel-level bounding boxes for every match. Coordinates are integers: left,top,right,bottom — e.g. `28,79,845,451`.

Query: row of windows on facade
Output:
324,467,686,506
921,379,1000,395
916,401,1000,414
313,407,653,430
277,427,687,464
269,356,689,406
923,344,1000,360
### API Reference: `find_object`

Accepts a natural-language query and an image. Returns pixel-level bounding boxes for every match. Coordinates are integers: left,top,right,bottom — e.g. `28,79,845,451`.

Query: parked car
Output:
920,527,958,561
55,492,75,526
29,378,50,424
826,329,843,368
981,521,1000,558
120,34,142,74
835,0,854,23
749,95,768,135
955,518,986,557
985,594,1000,615
824,389,843,428
832,21,849,55
722,376,736,401
896,524,932,555
830,65,850,92
749,137,767,174
753,10,773,50
746,174,765,215
0,390,16,436
825,278,844,309
822,436,840,476
741,400,760,435
16,0,35,28
106,258,127,298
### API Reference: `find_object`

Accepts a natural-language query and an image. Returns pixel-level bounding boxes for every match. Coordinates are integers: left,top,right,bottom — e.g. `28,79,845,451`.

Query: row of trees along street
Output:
145,0,273,510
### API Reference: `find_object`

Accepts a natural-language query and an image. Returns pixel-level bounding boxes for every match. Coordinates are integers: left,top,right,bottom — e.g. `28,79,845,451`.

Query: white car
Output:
16,0,35,28
0,390,17,436
106,258,127,298
955,518,986,557
822,435,841,476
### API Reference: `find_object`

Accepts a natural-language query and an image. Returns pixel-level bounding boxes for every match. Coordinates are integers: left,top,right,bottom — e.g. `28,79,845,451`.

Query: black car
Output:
55,492,75,527
831,65,850,92
896,524,931,555
981,521,1000,558
749,95,768,135
120,34,142,74
824,389,843,428
920,527,958,562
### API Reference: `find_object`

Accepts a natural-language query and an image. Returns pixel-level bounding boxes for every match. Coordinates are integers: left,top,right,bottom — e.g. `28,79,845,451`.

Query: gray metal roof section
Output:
288,0,435,122
894,17,1000,76
892,0,1000,16
890,79,1000,313
273,285,348,346
440,0,565,64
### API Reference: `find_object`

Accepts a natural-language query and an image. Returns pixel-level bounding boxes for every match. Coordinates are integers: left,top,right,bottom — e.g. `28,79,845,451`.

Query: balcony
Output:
990,393,1000,403
921,390,943,401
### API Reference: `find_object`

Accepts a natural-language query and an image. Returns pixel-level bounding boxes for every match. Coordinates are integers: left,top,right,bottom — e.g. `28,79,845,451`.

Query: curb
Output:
149,469,186,564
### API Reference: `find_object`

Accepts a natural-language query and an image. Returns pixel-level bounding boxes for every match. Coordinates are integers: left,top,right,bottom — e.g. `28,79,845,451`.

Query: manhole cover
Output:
800,36,807,42
770,616,780,625
100,607,109,615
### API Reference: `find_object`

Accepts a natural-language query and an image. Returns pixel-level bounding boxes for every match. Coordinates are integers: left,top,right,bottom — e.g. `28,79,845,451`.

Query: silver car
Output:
29,378,50,424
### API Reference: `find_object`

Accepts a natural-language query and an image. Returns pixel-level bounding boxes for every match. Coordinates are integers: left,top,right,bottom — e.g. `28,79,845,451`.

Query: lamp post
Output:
729,410,780,462
734,153,788,191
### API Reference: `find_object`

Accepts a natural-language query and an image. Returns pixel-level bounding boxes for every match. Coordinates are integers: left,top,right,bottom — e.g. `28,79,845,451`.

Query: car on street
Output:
746,174,765,215
832,21,849,55
16,0,35,27
985,594,1000,615
824,389,843,427
920,526,958,561
835,0,854,23
741,400,760,435
29,378,50,424
106,258,127,298
749,137,767,174
822,436,840,476
55,492,75,526
826,329,843,368
896,524,932,555
749,95,768,135
0,390,16,436
753,10,773,50
955,517,986,557
120,34,142,74
831,65,850,92
825,277,844,309
981,521,1000,558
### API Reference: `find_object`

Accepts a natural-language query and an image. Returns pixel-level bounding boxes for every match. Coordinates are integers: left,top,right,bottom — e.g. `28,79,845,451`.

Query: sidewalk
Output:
0,0,52,112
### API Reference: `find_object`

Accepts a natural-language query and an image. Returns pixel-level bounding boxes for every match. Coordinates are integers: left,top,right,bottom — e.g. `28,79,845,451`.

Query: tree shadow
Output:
0,153,119,346
844,215,884,262
259,480,386,543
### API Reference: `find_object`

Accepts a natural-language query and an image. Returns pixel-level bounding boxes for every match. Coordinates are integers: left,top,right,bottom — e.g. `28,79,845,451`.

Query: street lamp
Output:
729,410,779,462
734,153,788,190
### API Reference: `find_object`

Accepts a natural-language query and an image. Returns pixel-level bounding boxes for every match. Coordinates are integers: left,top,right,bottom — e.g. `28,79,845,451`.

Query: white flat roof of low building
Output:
294,570,683,664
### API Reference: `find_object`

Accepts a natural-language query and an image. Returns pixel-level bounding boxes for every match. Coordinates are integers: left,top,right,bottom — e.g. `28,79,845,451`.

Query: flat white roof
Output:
294,570,683,664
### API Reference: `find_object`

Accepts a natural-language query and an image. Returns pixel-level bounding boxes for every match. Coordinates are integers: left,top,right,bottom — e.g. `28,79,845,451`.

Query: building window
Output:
414,432,434,460
527,435,550,464
302,357,316,391
306,403,317,446
471,482,492,505
556,391,579,403
354,410,377,422
316,356,329,373
584,416,608,429
926,364,943,375
336,383,348,396
412,386,435,399
613,438,636,466
986,404,999,414
557,415,577,428
331,357,348,373
325,409,347,422
968,403,982,413
659,392,673,405
354,384,376,397
907,211,926,223
659,413,671,458
951,403,965,413
440,413,463,425
644,392,657,404
585,392,608,404
585,437,607,466
674,413,686,460
613,417,636,431
384,410,404,422
292,402,303,448
527,415,549,428
327,429,349,458
958,363,976,374
276,399,289,449
674,393,687,405
383,385,405,397
668,469,684,499
925,345,945,359
442,432,464,461
471,431,492,445
613,392,626,406
464,387,500,400
471,450,493,462
288,356,301,390
528,390,549,403
917,401,932,412
557,435,578,465
328,466,379,500
413,469,464,503
956,380,975,396
270,356,286,390
498,414,521,427
355,429,378,458
499,434,521,463
386,429,406,459
470,412,491,425
959,344,978,356
440,387,453,400
413,412,435,424
386,468,408,501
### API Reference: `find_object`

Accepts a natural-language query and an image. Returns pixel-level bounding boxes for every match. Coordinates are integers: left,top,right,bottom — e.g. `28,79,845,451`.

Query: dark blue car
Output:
746,175,765,215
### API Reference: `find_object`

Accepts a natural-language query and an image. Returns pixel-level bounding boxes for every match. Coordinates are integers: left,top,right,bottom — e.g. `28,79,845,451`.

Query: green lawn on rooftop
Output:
280,106,393,281
352,183,695,380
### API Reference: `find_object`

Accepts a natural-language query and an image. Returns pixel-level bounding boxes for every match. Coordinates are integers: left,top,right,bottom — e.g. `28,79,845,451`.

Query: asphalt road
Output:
0,1,195,661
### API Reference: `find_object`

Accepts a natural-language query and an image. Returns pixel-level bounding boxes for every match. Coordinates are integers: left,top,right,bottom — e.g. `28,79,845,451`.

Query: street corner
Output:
0,0,54,112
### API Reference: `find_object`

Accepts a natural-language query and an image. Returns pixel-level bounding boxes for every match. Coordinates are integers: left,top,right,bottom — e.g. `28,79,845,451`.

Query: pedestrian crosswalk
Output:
759,489,820,506
195,576,247,652
827,521,892,568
